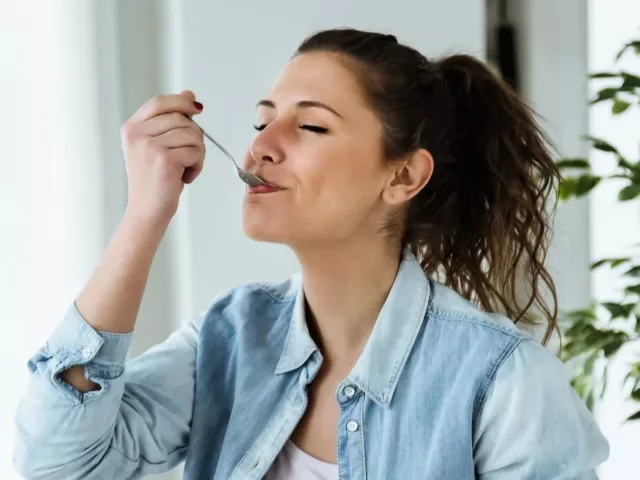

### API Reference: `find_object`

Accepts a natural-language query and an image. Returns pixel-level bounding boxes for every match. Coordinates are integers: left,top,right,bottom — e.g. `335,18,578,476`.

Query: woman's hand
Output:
121,90,205,226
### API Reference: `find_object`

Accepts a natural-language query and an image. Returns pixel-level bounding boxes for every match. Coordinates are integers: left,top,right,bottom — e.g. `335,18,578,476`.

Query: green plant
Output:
558,38,640,421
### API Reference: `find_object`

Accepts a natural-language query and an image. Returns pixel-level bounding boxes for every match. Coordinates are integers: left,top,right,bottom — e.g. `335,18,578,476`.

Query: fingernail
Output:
194,101,203,110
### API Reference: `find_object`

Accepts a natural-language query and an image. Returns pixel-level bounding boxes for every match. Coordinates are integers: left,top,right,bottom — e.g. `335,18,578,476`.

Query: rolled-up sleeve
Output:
14,303,200,480
474,338,610,480
26,303,133,403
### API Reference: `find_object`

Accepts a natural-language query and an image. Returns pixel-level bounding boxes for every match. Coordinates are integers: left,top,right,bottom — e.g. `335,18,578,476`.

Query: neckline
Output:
286,441,338,468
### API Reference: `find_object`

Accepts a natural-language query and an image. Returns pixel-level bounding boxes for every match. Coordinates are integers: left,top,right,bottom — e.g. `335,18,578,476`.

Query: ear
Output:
382,148,434,205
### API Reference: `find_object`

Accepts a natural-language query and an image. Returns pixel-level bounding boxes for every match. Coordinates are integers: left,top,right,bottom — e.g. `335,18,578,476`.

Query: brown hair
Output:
296,28,559,344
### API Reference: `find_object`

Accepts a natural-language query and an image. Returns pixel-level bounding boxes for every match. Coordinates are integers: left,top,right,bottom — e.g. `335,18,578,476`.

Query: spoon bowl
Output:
191,119,266,187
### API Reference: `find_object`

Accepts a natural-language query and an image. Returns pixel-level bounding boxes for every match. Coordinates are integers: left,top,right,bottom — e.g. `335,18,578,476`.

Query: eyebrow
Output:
256,99,344,119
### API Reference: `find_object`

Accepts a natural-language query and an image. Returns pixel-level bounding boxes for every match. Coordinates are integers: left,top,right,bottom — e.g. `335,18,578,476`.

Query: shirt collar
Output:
275,249,431,407
274,273,317,374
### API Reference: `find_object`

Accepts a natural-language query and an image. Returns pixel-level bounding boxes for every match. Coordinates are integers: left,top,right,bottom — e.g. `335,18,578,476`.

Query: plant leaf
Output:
612,258,631,267
564,319,595,339
565,306,598,321
630,362,640,379
562,339,596,361
591,257,630,269
583,351,599,375
624,266,640,277
603,337,626,358
625,284,640,296
612,99,632,114
577,328,623,353
621,72,640,89
584,135,619,154
616,40,640,60
590,87,618,104
618,184,640,201
556,158,591,170
575,175,602,196
586,390,595,411
571,374,588,398
602,302,636,319
627,410,640,422
589,72,621,79
558,177,578,200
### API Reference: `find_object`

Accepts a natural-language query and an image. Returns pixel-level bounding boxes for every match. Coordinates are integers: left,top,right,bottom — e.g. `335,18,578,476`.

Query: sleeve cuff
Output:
44,303,133,368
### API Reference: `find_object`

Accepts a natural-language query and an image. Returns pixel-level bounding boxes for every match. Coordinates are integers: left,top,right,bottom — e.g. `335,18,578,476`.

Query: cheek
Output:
296,151,360,205
297,150,385,222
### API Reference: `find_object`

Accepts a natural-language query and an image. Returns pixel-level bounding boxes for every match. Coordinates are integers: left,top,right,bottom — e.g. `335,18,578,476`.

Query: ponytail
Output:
297,30,560,344
407,54,559,343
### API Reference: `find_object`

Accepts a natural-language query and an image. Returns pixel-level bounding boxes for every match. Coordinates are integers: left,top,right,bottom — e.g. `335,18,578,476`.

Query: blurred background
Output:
1,0,638,478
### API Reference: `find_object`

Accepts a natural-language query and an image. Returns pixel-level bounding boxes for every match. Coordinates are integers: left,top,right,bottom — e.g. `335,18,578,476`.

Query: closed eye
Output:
300,125,328,134
253,124,329,135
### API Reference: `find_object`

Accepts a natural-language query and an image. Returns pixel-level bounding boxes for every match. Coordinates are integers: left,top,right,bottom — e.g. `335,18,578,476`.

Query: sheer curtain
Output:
0,2,184,478
1,2,121,477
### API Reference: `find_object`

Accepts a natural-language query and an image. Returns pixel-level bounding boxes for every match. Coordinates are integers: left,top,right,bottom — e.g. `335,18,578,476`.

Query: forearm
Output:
76,210,168,333
61,211,168,391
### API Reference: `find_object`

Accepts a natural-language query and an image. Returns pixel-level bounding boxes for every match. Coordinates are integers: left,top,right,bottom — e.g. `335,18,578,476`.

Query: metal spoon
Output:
191,119,266,187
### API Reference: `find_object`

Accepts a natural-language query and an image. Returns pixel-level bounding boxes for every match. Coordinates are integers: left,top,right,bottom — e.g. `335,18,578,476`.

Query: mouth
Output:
247,183,284,194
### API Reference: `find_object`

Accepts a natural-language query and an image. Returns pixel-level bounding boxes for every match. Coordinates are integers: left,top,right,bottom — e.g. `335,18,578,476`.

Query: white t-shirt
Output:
265,441,338,480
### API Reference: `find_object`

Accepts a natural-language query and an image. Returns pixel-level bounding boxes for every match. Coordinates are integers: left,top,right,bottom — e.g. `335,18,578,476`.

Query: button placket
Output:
337,392,367,479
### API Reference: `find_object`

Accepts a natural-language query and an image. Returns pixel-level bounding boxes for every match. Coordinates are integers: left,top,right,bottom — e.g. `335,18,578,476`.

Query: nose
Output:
246,127,285,169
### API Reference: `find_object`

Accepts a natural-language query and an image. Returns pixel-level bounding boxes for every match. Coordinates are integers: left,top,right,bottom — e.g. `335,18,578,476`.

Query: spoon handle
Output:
191,119,240,170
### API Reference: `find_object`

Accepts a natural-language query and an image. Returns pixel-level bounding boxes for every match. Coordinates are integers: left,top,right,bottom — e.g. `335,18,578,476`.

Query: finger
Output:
142,112,198,137
131,93,203,123
179,91,198,120
157,127,204,150
182,159,204,184
179,90,196,102
168,146,204,170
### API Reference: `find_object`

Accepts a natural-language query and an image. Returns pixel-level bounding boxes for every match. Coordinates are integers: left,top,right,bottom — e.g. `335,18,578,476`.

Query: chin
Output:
242,210,289,244
241,201,318,246
243,225,284,244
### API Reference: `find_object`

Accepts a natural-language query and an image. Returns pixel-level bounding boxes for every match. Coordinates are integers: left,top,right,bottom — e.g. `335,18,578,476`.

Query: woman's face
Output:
242,51,428,248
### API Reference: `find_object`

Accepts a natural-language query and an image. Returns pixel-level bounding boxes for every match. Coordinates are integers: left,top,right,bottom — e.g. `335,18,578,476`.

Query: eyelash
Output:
253,124,329,135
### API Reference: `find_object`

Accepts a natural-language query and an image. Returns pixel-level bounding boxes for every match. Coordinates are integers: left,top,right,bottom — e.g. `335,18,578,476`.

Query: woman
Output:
15,28,608,479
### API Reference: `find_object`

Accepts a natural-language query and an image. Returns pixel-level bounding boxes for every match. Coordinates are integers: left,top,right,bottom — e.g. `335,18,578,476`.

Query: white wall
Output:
1,4,56,477
588,1,640,477
510,0,592,315
113,0,184,358
1,2,128,477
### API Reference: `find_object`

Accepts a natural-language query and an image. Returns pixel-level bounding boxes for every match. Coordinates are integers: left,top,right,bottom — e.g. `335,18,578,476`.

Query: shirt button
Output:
343,385,356,398
81,347,93,359
346,420,359,432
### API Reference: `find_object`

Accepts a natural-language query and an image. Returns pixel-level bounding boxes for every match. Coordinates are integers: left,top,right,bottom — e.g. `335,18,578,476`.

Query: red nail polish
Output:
194,101,203,110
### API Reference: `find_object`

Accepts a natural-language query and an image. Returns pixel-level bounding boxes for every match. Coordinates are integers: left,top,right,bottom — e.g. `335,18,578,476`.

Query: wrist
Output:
121,208,171,243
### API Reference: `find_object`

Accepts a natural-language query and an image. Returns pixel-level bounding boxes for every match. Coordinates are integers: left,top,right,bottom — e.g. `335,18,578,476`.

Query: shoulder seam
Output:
427,306,523,340
472,337,523,432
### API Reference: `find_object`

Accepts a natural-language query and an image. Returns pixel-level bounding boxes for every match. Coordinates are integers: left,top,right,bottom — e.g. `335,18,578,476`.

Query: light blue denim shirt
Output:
14,250,609,479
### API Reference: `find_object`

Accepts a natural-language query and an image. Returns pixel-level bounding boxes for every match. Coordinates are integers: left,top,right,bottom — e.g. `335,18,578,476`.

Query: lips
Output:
248,183,283,194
